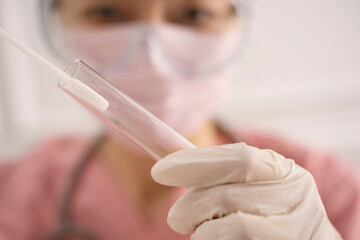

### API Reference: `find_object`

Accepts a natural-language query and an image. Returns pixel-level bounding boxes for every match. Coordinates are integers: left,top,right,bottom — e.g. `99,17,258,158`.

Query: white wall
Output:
0,0,359,165
219,0,360,165
0,0,99,159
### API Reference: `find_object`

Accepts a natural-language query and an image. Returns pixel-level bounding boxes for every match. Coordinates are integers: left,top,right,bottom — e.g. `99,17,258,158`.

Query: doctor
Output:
0,0,359,239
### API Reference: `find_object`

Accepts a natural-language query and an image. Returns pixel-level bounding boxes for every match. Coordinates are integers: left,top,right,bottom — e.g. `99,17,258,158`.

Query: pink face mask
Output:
57,23,240,138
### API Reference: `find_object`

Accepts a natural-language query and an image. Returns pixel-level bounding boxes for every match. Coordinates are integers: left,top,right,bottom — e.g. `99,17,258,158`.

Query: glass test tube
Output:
58,59,196,161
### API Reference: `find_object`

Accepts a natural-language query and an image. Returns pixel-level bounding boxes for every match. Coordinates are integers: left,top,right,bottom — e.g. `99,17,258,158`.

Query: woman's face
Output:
56,0,239,33
45,0,242,139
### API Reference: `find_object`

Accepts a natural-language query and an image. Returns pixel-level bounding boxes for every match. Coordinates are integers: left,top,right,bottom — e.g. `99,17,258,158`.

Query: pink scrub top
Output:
0,128,360,240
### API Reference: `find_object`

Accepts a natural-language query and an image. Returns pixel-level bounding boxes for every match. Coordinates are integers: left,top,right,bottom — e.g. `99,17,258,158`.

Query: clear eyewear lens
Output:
41,0,247,76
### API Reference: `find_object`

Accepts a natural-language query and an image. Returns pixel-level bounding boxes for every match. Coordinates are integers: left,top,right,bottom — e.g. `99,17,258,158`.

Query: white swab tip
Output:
61,76,109,111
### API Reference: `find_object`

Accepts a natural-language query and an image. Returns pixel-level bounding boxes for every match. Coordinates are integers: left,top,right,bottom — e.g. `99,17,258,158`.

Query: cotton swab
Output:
0,27,109,111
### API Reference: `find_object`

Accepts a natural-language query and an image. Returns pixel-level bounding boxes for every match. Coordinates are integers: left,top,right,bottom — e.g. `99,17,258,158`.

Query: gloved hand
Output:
151,143,342,240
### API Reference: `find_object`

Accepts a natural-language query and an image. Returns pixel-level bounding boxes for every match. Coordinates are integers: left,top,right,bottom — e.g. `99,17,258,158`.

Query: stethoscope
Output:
40,135,106,240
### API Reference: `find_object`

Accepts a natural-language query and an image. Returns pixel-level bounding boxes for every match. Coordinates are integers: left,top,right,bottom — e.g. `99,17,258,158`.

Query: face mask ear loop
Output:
39,135,106,240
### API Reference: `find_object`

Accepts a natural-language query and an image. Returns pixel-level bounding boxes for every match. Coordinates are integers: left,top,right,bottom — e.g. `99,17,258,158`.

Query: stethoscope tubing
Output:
40,135,106,240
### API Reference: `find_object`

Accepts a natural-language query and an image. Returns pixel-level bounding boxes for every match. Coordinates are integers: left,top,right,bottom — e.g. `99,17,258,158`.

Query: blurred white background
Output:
0,0,359,164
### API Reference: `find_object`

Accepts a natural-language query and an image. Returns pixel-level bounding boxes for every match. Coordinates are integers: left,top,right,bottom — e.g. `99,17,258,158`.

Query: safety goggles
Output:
39,0,251,77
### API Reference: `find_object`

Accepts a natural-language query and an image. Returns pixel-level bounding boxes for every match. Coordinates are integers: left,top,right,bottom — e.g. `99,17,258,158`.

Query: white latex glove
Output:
151,143,342,240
